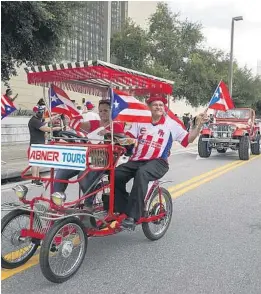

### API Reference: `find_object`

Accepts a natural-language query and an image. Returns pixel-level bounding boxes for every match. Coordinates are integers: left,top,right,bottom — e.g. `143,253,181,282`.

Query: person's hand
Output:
97,128,107,136
194,112,208,128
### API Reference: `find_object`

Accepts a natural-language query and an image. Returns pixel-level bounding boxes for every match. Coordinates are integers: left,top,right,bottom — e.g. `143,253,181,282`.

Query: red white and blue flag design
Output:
111,90,151,123
49,85,82,119
48,84,85,134
208,80,234,111
1,94,17,120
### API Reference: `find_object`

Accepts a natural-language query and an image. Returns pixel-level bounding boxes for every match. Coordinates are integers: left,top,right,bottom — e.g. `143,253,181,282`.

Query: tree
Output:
111,18,149,70
180,49,230,106
1,1,82,83
110,2,261,109
232,67,261,108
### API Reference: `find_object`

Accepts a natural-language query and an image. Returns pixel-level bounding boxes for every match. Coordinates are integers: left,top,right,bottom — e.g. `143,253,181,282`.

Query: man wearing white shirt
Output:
82,101,100,121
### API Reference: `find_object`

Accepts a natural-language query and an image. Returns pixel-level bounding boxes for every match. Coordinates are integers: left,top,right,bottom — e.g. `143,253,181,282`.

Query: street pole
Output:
104,1,111,63
228,16,243,97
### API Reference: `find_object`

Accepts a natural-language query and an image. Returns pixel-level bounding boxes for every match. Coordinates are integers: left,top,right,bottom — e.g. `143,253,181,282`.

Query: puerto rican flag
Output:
208,80,234,111
1,94,17,120
49,85,82,119
111,90,151,123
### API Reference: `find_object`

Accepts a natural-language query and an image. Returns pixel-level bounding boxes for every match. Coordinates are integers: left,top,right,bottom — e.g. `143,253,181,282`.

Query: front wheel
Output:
142,187,173,241
238,136,250,160
40,217,87,283
251,135,260,155
198,135,212,158
1,210,39,269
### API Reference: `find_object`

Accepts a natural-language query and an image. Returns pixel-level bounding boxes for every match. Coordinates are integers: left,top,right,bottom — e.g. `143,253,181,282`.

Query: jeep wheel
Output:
238,136,250,160
251,135,260,155
198,135,212,158
217,149,227,153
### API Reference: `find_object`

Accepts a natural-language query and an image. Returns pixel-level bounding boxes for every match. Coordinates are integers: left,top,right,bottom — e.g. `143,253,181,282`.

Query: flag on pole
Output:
111,90,151,123
1,94,17,120
208,80,234,111
49,85,82,118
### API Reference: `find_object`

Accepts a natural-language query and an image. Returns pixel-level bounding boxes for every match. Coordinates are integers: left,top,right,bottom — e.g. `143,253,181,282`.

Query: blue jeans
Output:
78,170,105,206
53,169,80,193
53,168,104,206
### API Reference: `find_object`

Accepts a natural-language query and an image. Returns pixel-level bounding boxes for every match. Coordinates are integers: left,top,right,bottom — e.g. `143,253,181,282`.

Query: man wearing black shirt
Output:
28,106,62,186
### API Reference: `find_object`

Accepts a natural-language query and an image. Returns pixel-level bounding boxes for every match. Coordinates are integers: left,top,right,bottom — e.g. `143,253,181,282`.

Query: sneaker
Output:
31,180,43,187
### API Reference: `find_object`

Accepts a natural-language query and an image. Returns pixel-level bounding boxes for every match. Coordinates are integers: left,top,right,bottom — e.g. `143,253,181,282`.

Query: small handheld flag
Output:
208,80,234,111
1,94,17,120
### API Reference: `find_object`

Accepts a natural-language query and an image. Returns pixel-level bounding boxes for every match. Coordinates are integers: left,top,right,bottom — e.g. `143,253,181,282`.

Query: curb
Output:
1,167,50,181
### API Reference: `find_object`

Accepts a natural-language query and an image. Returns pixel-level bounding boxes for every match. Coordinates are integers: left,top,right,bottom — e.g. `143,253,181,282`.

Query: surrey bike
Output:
1,60,174,283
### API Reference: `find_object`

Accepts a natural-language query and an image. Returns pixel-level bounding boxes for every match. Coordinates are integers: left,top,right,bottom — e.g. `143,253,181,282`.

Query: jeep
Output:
198,108,260,160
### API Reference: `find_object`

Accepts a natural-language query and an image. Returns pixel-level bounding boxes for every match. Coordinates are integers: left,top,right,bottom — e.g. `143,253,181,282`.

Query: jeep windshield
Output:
216,109,250,119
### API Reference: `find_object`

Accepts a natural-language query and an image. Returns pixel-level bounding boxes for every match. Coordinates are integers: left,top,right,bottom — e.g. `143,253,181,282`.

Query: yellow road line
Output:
1,255,39,280
1,155,260,281
3,246,32,261
168,160,241,193
171,155,260,199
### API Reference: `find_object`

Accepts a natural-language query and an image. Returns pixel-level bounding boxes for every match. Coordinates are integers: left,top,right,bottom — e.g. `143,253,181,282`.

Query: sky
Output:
168,0,261,75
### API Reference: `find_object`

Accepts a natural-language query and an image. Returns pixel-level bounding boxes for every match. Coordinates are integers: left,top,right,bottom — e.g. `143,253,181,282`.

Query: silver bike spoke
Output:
2,214,35,263
48,223,85,278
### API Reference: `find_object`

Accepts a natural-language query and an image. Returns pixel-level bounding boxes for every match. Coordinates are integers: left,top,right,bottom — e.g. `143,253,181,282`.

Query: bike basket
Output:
88,147,110,169
33,201,52,234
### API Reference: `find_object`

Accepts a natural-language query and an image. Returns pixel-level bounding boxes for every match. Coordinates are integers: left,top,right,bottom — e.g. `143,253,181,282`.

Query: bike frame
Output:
11,139,166,239
3,60,175,240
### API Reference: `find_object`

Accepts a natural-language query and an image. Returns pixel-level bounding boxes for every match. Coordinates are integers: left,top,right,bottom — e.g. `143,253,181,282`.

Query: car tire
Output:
238,136,250,160
251,134,260,155
198,135,211,158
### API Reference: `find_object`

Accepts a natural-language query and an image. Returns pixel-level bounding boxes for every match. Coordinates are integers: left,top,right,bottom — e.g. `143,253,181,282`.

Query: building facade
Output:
62,1,128,62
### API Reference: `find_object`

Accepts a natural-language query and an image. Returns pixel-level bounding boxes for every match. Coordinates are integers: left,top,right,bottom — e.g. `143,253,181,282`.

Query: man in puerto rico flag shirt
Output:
115,95,208,229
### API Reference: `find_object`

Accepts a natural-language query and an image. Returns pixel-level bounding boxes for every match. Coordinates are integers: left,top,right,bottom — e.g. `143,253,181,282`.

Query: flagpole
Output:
205,80,222,113
110,86,114,148
43,85,53,140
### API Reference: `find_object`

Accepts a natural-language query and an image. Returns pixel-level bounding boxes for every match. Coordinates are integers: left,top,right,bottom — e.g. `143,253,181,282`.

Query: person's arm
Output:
39,125,62,133
79,121,91,132
170,112,207,147
188,113,208,143
10,94,18,102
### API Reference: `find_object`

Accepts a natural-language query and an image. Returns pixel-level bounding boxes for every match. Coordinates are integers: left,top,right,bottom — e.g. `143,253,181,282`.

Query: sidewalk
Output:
1,143,32,180
1,143,50,180
1,139,198,181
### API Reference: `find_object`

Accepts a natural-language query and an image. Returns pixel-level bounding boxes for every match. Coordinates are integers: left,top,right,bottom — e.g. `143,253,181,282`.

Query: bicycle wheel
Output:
40,217,87,283
142,187,173,241
1,210,39,269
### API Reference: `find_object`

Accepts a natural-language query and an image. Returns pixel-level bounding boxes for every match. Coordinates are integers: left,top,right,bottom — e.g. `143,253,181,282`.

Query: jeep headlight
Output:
51,192,66,206
12,185,28,200
229,125,237,132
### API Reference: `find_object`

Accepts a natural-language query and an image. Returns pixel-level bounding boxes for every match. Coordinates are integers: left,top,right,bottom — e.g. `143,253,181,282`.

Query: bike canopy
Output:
24,60,174,97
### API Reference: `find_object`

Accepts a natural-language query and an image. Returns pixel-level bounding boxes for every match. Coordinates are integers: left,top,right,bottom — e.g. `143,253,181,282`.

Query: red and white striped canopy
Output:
24,60,174,97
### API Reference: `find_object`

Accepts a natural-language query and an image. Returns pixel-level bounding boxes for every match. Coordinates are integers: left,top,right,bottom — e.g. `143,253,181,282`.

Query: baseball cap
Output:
85,101,94,110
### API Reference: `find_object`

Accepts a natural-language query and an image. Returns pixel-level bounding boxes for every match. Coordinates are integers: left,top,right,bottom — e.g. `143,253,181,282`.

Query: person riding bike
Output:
114,95,208,229
53,100,124,209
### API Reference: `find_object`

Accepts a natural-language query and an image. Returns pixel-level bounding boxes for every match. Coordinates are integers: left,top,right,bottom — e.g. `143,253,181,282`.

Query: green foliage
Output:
111,2,261,111
1,1,82,83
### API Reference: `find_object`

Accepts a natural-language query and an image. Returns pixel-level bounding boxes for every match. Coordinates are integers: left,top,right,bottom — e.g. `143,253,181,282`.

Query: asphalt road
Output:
1,146,261,294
